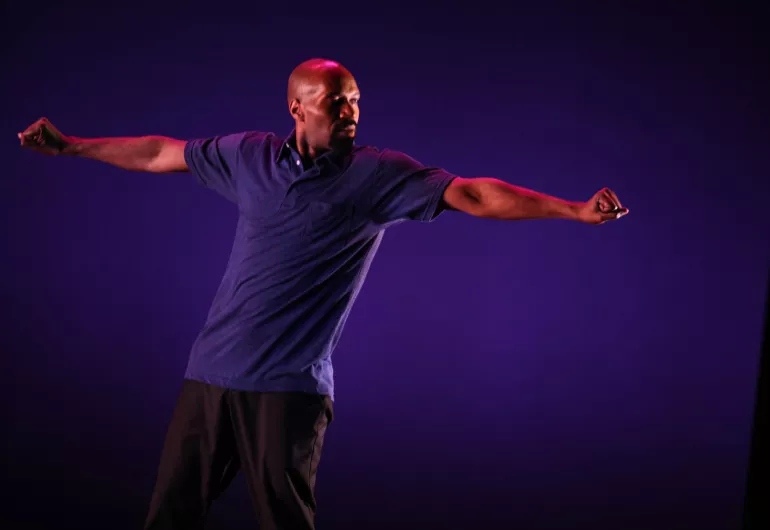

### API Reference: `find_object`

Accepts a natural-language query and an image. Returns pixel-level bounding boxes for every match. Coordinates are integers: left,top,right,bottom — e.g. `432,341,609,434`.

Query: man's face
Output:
299,69,360,150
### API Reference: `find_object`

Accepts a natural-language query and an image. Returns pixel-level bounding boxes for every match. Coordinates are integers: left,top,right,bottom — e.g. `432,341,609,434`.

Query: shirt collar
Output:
275,129,294,164
275,128,353,170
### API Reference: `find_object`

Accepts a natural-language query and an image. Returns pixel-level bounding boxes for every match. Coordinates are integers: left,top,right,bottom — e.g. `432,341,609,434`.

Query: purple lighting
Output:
4,2,768,530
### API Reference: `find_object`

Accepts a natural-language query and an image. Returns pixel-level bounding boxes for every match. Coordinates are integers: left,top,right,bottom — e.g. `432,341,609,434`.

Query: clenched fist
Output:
577,187,629,225
18,117,71,155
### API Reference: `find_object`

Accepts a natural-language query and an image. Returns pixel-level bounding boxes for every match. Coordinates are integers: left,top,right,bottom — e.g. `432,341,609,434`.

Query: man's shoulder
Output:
349,145,412,166
345,146,432,184
186,130,280,154
240,130,281,146
346,145,384,176
233,131,284,161
350,144,380,156
351,145,424,172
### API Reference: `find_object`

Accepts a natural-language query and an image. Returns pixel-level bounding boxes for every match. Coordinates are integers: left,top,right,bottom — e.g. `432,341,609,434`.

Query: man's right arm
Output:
65,135,188,173
18,117,189,173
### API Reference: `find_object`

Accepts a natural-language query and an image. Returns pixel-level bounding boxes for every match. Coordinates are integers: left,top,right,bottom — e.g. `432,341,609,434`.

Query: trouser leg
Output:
143,380,240,530
229,391,333,530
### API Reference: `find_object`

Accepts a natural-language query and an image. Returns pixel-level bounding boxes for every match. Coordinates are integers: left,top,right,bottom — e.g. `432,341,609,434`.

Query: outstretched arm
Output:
442,177,629,225
18,117,188,173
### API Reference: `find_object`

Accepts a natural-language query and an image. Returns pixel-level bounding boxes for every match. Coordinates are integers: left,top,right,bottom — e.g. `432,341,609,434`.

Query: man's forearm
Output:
470,178,581,221
63,136,178,172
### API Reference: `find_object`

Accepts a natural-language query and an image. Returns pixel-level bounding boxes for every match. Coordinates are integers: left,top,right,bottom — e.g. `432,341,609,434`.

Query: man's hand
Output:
18,117,71,155
577,187,629,225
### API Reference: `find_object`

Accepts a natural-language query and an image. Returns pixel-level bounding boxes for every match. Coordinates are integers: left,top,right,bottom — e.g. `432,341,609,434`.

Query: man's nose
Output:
339,101,354,118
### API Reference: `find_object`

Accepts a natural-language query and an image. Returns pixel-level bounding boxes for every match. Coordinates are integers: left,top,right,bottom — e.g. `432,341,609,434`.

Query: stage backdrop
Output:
3,2,768,529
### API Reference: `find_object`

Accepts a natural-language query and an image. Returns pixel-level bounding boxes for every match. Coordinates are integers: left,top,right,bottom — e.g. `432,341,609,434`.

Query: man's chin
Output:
330,133,355,150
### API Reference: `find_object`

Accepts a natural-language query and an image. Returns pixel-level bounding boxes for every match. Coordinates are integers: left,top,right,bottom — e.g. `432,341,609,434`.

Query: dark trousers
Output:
143,379,334,530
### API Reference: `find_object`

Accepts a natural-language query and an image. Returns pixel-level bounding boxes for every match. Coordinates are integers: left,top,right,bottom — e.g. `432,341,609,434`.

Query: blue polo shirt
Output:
183,130,457,400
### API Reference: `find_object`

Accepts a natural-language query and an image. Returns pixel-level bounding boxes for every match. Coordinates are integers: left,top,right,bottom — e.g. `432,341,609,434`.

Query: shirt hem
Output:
183,371,334,400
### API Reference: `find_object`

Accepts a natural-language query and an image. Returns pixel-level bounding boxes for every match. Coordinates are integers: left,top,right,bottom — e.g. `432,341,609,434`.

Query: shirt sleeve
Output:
368,149,458,224
184,131,266,203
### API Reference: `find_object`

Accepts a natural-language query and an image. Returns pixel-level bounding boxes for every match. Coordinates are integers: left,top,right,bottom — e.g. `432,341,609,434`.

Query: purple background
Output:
3,2,769,529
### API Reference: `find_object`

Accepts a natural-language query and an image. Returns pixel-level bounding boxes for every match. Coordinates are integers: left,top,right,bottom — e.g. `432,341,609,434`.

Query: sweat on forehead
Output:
287,58,352,102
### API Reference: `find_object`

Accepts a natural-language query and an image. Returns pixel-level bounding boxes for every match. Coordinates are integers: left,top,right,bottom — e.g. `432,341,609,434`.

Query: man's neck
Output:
294,132,328,163
294,131,353,169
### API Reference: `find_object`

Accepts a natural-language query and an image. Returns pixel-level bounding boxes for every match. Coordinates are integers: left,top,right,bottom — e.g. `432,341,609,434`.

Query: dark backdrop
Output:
3,2,769,529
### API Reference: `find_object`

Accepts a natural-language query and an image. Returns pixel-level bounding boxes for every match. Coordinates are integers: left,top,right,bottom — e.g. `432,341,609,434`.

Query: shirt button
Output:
295,160,301,166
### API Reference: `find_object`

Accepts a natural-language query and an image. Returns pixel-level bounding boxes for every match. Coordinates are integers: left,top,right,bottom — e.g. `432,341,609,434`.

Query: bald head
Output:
287,58,353,104
287,58,361,156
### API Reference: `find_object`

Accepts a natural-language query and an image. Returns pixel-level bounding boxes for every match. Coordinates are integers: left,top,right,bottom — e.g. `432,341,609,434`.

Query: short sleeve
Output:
184,131,266,203
368,149,458,224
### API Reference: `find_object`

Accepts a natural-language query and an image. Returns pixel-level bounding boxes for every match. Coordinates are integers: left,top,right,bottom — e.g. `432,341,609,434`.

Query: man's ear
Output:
289,99,304,121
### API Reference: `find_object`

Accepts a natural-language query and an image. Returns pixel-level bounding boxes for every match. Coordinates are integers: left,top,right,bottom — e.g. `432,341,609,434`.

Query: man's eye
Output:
329,96,359,106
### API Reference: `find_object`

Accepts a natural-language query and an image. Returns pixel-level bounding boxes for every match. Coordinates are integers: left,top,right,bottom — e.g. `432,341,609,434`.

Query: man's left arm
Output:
442,177,629,225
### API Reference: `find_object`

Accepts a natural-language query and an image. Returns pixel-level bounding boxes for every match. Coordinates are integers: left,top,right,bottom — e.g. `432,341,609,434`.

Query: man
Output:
18,58,628,529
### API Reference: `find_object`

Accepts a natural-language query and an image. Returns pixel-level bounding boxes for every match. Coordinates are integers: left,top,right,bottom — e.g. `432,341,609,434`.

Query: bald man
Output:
18,58,628,530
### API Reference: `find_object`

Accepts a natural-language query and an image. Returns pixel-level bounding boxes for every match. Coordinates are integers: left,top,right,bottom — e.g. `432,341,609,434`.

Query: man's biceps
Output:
441,177,480,213
152,138,189,173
